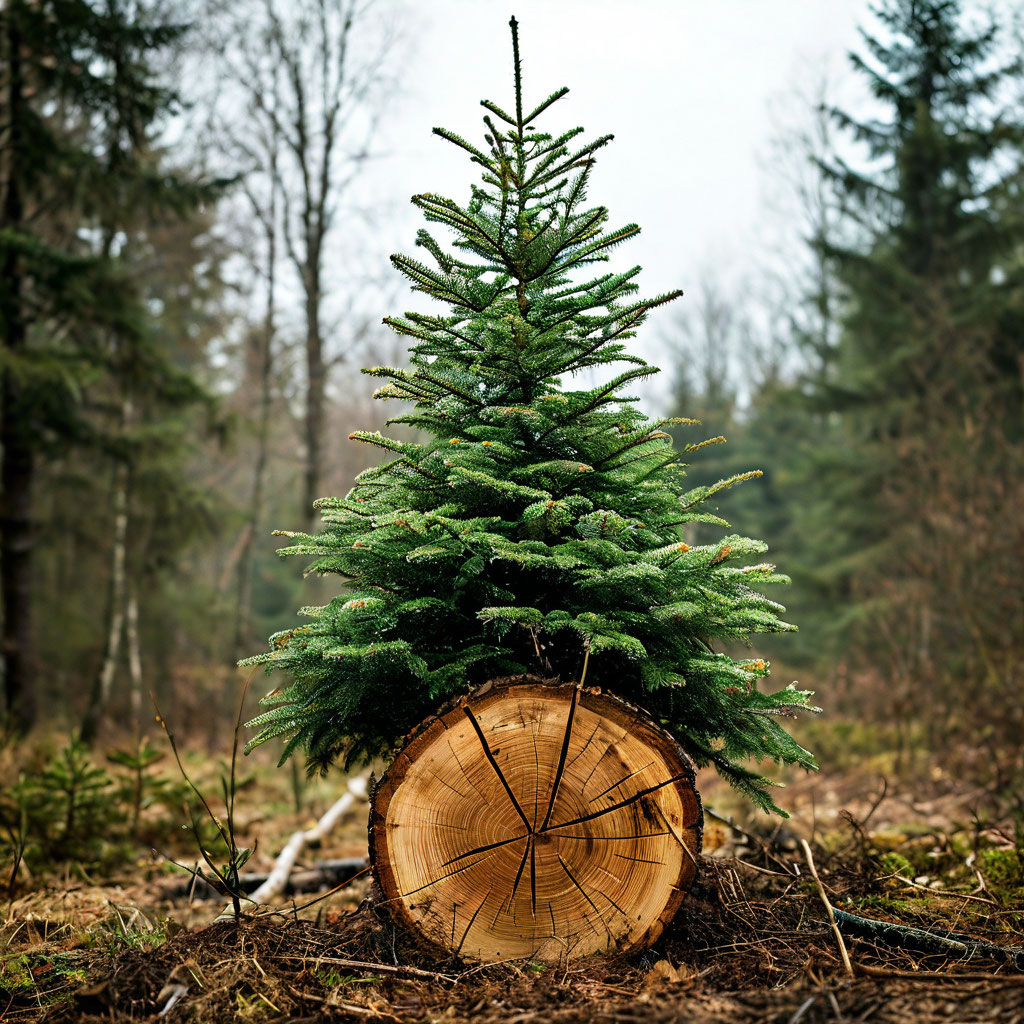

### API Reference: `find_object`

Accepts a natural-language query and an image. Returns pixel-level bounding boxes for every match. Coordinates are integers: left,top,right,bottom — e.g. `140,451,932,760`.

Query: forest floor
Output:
2,732,1023,1023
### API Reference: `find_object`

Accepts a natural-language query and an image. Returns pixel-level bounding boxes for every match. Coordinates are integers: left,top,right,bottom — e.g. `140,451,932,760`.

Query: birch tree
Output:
216,0,401,529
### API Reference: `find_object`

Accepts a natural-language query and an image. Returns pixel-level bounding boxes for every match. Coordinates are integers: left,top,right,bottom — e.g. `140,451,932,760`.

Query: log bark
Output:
369,677,702,963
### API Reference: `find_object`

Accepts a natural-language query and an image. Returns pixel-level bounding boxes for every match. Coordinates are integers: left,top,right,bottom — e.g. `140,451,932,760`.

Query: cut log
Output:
369,677,702,962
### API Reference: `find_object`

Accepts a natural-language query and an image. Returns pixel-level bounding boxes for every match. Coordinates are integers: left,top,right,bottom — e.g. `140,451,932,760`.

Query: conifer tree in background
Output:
246,18,817,814
800,0,1024,731
0,0,221,734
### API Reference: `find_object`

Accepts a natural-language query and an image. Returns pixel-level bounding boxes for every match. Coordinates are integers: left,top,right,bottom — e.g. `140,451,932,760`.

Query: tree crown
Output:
245,18,817,815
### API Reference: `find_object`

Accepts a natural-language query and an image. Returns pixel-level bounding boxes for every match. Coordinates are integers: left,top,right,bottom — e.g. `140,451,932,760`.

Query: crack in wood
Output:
489,897,505,931
394,808,470,831
455,887,492,956
564,722,600,773
549,829,672,841
557,853,613,938
654,803,700,869
396,853,492,900
531,727,541,829
529,835,537,917
581,715,640,793
508,835,532,912
441,831,530,868
538,685,579,831
613,853,666,865
463,706,533,832
446,739,492,807
428,766,470,800
599,883,629,920
542,772,691,833
588,759,655,802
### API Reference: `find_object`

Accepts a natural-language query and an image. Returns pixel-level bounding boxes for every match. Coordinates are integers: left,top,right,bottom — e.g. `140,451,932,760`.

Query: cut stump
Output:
369,677,702,962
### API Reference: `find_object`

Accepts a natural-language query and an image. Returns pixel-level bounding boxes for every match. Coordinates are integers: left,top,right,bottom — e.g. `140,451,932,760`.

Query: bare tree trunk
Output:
0,388,35,735
1,10,36,734
232,139,281,659
80,459,129,744
126,584,142,736
216,0,399,532
302,271,325,529
232,317,276,656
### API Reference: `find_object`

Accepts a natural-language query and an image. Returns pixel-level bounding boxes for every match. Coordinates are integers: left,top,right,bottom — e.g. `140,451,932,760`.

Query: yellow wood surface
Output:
370,678,702,962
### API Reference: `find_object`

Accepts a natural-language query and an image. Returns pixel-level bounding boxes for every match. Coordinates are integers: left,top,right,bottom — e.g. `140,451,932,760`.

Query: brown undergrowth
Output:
3,738,1023,1023
2,843,1022,1024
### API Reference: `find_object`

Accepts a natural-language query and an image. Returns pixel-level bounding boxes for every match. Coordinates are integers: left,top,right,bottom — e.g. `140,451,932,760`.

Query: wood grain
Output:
369,677,702,962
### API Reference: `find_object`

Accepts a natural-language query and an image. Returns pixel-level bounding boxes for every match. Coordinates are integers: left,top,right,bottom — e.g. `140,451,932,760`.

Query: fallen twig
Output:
800,838,854,978
279,954,458,983
881,872,997,906
250,776,369,905
856,963,1024,984
835,908,1024,971
213,776,368,922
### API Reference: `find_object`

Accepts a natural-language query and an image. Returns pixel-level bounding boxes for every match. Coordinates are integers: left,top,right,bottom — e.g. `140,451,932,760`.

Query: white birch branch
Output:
213,773,369,922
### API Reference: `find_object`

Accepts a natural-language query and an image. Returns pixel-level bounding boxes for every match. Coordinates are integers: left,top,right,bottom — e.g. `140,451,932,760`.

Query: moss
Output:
977,847,1024,905
851,894,927,918
0,953,35,993
876,851,914,885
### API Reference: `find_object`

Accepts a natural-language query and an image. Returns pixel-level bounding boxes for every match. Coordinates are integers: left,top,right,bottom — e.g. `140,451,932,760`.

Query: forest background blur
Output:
1,0,1021,808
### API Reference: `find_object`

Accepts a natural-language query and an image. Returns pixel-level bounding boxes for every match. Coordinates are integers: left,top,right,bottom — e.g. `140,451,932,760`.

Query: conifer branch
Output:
524,86,570,125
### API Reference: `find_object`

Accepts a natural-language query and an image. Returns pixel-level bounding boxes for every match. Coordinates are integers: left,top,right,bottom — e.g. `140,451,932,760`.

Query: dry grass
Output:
3,837,1023,1023
2,738,1023,1023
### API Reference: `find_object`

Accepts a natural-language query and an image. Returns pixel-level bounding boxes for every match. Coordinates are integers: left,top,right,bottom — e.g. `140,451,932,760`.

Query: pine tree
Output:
801,0,1024,723
0,0,222,733
246,18,817,814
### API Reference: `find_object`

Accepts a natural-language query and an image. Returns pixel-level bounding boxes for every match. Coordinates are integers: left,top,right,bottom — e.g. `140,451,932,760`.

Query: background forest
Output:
1,0,1022,811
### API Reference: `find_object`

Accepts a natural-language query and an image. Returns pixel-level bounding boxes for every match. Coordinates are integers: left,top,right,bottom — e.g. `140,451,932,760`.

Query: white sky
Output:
365,0,868,306
330,0,870,410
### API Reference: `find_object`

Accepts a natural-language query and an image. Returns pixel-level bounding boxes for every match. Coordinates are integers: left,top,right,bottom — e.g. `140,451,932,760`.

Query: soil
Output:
2,846,1021,1024
3,747,1023,1023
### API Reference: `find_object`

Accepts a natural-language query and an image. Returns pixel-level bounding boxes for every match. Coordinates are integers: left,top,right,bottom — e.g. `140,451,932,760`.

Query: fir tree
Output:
800,0,1024,718
0,0,222,733
246,18,817,814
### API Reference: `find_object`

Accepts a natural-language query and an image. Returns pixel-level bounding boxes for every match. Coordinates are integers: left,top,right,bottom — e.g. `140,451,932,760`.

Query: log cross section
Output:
369,679,702,962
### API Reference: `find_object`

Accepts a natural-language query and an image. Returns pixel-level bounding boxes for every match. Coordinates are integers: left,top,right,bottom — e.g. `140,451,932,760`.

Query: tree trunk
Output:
232,163,279,660
126,584,142,736
301,273,324,531
80,462,129,744
0,379,34,734
370,677,702,963
0,8,36,733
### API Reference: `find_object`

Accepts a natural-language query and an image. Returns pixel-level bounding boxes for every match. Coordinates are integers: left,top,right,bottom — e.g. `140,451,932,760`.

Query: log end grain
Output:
369,677,702,962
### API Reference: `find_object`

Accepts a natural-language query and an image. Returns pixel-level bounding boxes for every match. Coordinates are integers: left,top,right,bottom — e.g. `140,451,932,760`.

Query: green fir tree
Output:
798,0,1024,715
245,18,817,814
1,0,221,732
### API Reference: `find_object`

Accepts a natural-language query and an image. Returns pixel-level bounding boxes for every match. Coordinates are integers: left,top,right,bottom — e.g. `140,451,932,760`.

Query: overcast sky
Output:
336,0,870,405
368,1,866,295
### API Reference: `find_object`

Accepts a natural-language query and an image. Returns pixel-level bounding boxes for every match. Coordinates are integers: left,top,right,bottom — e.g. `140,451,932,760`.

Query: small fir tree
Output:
245,18,817,814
